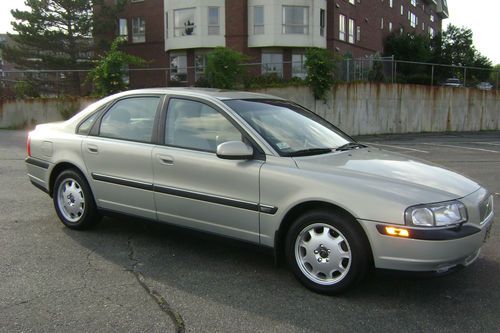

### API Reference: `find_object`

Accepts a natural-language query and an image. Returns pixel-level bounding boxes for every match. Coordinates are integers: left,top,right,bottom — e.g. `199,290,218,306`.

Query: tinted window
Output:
165,98,242,152
99,97,160,142
224,99,351,155
77,111,100,135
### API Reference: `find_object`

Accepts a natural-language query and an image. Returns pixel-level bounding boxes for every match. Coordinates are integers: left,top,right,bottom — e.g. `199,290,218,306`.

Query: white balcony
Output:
247,0,327,49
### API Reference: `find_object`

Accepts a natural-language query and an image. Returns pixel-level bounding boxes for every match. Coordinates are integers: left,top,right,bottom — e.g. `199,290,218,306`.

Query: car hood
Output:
292,148,481,199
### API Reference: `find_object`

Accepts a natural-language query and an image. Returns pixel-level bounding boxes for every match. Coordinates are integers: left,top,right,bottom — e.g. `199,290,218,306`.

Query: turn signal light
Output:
385,227,410,238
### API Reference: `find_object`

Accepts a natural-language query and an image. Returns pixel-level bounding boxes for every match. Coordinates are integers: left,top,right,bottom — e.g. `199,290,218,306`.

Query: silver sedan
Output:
26,88,495,294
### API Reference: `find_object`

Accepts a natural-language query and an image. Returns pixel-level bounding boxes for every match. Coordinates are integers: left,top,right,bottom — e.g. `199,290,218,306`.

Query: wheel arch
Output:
49,161,89,197
274,200,374,267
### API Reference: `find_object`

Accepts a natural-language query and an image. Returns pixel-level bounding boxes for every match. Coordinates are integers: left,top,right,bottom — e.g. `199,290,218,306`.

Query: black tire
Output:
53,169,100,230
285,209,370,295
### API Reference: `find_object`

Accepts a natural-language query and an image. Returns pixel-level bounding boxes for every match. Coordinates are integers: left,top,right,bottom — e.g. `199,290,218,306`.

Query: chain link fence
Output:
1,58,497,98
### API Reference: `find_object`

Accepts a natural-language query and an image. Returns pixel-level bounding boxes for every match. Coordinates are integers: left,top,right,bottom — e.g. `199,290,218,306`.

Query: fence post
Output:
463,67,467,87
394,61,397,83
431,65,434,86
346,59,350,82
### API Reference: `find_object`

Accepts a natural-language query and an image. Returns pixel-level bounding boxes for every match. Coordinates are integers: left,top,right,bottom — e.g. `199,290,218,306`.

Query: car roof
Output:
117,87,284,101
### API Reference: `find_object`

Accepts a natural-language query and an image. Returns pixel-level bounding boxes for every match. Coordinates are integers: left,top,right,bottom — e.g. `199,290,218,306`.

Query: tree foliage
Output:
205,47,247,89
87,38,145,96
1,0,124,94
304,48,336,100
384,25,493,84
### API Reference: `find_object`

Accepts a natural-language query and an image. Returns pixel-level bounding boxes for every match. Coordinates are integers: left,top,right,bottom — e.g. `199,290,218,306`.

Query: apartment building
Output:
111,0,447,87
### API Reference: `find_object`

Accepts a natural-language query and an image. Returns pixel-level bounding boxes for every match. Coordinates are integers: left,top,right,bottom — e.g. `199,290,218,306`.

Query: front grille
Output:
479,195,493,224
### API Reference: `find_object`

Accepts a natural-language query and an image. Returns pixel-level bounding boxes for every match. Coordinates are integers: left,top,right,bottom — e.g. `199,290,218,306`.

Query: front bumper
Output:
359,191,494,272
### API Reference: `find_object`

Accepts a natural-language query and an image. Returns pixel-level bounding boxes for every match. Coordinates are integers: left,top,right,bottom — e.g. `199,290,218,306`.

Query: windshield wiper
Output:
335,142,367,151
286,148,333,157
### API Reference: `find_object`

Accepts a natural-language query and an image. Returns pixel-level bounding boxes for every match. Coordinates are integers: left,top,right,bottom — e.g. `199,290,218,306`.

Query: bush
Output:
368,55,386,83
205,47,247,89
87,38,145,96
305,48,336,100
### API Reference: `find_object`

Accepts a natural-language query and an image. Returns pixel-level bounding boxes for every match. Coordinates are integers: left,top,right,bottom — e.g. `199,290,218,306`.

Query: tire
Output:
53,169,100,230
285,209,370,295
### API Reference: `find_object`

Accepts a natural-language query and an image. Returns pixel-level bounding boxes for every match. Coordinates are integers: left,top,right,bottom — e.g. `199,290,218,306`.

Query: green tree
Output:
433,25,492,82
1,0,124,95
304,48,336,100
87,38,145,96
384,32,432,83
368,54,386,83
205,47,247,89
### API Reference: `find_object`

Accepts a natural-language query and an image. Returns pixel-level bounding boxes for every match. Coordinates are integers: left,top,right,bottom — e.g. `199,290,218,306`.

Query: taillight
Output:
27,134,31,157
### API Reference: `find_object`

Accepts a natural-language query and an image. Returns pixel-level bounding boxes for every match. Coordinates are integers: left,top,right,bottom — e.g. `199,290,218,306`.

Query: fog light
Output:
385,227,410,238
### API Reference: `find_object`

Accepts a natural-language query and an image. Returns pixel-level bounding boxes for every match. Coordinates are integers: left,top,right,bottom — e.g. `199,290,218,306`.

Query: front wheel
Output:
53,169,100,230
285,210,370,295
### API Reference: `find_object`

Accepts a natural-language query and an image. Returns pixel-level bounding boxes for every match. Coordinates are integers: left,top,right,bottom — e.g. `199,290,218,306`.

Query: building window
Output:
262,52,283,77
348,0,355,5
411,0,416,6
320,9,325,37
339,14,346,41
208,7,220,35
389,0,393,8
174,8,195,37
170,53,187,82
400,5,404,15
254,6,264,34
195,52,208,82
348,18,355,44
430,14,434,22
380,17,384,30
422,22,425,31
389,21,393,32
356,26,361,41
292,53,307,78
282,6,309,34
132,17,145,43
118,18,128,37
409,12,417,28
429,27,435,38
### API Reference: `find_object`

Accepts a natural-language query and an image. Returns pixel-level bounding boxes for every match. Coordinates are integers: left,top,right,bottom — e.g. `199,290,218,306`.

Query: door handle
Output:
158,154,174,166
87,144,99,154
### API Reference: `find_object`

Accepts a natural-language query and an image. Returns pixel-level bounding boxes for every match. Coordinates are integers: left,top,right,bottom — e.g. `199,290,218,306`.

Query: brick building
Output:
110,0,448,87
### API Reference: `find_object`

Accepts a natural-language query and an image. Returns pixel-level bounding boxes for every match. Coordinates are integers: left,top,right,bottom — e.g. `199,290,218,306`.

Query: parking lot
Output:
1,129,499,333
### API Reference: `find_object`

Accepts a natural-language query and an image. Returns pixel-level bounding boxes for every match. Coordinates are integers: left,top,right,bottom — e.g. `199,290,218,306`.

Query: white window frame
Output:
118,18,128,37
132,17,145,43
348,18,355,44
339,14,346,41
174,7,196,37
170,52,188,82
261,52,283,77
282,6,309,35
254,6,264,34
208,7,220,35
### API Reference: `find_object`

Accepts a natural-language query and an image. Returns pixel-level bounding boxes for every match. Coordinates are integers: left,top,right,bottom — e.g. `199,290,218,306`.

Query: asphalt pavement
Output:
1,129,499,332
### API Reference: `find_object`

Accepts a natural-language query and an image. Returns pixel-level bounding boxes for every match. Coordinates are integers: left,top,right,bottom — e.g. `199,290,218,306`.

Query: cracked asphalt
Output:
1,129,499,332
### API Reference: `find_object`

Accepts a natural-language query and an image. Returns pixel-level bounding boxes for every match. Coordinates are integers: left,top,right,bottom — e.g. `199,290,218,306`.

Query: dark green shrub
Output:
305,48,336,100
206,47,247,89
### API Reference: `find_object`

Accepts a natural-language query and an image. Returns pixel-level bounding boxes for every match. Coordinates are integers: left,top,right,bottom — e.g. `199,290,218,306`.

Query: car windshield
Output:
223,99,353,156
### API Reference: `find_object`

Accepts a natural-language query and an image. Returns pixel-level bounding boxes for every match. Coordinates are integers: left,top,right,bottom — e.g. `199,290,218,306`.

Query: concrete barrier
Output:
0,97,97,129
255,83,499,135
0,84,498,135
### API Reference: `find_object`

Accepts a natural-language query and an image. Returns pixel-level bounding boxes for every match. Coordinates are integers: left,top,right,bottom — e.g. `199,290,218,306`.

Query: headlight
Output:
405,201,467,227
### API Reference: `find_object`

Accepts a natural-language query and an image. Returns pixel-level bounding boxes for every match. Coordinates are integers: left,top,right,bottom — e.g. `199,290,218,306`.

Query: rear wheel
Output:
285,210,370,294
53,169,100,230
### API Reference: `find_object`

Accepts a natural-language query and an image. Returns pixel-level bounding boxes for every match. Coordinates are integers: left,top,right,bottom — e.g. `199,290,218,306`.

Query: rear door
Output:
152,97,264,243
83,95,162,220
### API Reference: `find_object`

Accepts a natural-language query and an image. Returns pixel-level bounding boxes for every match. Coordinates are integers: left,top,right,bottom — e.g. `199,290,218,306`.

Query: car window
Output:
99,97,160,142
77,111,100,135
165,98,242,152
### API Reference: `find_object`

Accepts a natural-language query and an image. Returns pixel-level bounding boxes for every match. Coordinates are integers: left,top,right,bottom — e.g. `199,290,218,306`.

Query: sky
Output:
0,0,499,64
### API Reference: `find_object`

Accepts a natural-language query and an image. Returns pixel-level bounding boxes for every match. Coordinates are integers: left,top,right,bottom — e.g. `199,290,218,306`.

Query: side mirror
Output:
216,141,254,160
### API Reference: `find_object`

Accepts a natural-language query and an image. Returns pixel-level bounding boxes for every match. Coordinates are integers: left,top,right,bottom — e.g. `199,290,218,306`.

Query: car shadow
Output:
64,215,500,331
